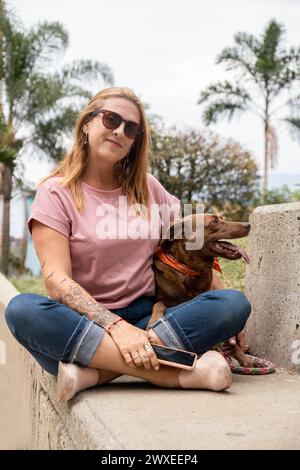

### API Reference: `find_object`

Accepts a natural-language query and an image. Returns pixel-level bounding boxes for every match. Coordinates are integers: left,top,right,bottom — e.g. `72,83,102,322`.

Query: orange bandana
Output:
156,247,222,276
213,257,222,273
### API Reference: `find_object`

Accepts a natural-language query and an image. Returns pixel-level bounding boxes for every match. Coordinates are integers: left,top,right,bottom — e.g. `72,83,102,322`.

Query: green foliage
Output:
292,189,300,201
285,116,300,142
0,115,16,167
150,124,261,221
262,184,300,205
9,275,47,296
218,237,248,292
198,81,251,125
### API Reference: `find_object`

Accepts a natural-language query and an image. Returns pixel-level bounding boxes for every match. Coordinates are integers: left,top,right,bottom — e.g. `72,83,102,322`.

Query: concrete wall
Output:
245,202,300,371
0,277,34,449
0,274,120,450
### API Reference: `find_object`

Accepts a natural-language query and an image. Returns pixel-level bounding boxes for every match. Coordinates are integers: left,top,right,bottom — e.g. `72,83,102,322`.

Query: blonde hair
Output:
39,87,151,217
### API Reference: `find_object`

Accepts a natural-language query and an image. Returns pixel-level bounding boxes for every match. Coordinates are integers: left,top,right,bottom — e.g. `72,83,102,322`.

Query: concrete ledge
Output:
245,202,300,371
0,274,121,449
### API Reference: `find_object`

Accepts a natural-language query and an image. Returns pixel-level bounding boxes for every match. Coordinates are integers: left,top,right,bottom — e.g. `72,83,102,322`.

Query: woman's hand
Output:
108,320,160,370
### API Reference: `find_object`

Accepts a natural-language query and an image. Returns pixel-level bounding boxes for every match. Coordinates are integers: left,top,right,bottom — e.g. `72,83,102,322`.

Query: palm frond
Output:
198,80,250,104
255,20,286,83
1,26,32,107
198,81,250,124
234,32,260,54
61,60,114,86
260,19,285,60
217,46,257,79
27,22,69,69
269,46,300,94
30,105,81,161
285,117,300,142
203,101,246,125
217,30,261,79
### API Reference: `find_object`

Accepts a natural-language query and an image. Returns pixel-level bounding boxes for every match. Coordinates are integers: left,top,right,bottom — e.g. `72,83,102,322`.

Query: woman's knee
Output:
221,289,251,327
5,293,44,336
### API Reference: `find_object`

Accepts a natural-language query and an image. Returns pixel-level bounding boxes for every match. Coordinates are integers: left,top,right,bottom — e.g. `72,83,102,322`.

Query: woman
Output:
5,87,251,401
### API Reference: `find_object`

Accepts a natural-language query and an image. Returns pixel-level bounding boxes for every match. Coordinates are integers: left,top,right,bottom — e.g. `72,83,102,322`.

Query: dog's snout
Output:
244,223,251,231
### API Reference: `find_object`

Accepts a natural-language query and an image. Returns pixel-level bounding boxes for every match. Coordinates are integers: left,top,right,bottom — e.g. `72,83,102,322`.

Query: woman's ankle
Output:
177,351,232,391
96,370,122,385
57,362,99,402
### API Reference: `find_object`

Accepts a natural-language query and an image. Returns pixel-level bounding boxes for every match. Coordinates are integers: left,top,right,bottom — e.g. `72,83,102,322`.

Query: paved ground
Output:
75,369,300,450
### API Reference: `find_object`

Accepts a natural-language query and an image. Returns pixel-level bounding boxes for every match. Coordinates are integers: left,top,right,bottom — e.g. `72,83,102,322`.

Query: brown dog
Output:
147,213,252,366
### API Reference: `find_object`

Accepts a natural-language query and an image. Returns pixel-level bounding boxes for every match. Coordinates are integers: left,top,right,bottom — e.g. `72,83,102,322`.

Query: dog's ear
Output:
159,219,184,249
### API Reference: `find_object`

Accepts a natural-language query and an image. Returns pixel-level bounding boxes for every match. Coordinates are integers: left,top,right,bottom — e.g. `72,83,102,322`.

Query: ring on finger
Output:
132,353,140,360
141,352,149,359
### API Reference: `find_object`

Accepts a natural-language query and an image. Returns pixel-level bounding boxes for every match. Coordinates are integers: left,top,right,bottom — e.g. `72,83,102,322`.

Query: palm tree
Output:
198,19,300,198
0,1,113,274
285,116,300,141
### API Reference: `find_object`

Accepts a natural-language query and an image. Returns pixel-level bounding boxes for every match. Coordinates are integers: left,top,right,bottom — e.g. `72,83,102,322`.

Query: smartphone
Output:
151,344,197,370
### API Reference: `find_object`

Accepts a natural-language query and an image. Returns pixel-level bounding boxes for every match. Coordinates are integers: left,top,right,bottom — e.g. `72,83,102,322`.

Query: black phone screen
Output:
151,344,196,367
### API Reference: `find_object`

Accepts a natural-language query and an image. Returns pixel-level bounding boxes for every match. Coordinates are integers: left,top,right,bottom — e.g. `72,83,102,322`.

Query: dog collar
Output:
156,247,222,276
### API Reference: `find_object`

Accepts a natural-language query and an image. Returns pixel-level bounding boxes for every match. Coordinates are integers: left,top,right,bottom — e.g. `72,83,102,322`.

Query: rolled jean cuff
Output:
61,316,105,367
151,315,194,352
72,322,105,367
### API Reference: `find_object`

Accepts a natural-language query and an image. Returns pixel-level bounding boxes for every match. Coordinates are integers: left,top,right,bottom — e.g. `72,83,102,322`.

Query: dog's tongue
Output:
236,246,251,264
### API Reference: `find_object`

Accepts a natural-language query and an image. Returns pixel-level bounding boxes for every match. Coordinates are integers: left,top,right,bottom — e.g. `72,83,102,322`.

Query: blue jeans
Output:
4,289,251,376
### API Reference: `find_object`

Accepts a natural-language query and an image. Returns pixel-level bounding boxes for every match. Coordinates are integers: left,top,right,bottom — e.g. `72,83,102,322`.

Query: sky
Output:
8,0,300,185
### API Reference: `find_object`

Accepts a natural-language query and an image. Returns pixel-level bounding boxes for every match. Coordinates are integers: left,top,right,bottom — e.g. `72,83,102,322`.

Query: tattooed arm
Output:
31,220,121,327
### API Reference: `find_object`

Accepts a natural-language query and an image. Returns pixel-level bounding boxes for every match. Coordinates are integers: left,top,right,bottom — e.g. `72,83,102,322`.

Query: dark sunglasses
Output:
89,109,143,140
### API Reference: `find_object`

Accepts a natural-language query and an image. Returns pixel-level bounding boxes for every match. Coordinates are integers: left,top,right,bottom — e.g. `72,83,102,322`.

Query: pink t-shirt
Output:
27,173,181,308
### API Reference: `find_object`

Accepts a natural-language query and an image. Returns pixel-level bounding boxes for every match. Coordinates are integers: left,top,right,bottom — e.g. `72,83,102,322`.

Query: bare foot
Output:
178,351,232,391
148,331,231,391
57,362,99,402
